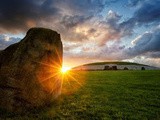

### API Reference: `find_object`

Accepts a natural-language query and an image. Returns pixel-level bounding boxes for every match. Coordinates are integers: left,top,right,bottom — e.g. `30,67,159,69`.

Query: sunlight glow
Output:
36,51,85,96
61,66,71,73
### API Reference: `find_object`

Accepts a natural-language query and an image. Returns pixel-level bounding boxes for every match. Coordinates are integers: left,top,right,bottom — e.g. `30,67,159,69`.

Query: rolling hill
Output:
72,61,160,71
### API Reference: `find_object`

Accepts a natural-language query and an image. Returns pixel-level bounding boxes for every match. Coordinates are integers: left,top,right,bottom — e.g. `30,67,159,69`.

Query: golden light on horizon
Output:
37,60,86,95
33,45,86,98
61,66,71,73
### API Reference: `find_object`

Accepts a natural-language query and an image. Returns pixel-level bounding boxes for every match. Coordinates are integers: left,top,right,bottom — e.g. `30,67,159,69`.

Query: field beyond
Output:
1,71,160,119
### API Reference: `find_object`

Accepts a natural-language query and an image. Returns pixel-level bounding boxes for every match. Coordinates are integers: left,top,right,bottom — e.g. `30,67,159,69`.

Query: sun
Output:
61,66,71,73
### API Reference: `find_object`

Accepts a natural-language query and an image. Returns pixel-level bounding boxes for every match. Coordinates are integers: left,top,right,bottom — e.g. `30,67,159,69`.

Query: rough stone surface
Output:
0,28,63,112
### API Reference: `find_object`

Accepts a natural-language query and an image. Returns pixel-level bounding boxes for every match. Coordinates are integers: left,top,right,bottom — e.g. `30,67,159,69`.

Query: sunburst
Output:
61,66,71,73
36,62,85,96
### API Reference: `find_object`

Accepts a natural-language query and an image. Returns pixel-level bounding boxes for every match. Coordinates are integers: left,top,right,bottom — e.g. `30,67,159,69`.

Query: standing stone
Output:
0,28,63,112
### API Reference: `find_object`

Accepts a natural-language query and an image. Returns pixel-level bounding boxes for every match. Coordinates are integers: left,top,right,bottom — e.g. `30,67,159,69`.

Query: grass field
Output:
1,70,160,119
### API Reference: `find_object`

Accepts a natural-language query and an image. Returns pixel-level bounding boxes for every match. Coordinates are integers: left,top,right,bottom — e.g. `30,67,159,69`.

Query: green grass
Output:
1,71,160,119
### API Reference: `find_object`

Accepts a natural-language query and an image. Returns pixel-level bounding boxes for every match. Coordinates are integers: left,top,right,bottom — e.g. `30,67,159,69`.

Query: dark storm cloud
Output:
0,0,60,33
0,0,120,49
127,0,147,7
97,10,134,46
112,0,160,43
125,0,160,28
60,10,129,44
99,0,160,44
147,52,160,58
60,15,92,28
126,27,160,57
59,0,119,15
0,0,119,33
133,0,160,25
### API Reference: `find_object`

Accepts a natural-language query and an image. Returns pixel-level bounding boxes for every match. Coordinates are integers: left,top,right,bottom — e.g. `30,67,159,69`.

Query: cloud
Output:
64,24,160,67
106,10,121,24
60,15,92,28
118,0,160,39
0,0,124,50
0,0,159,67
147,52,160,58
0,0,117,33
97,10,131,46
0,0,132,44
59,0,160,67
127,0,147,7
125,0,160,28
0,35,21,49
0,0,61,33
62,9,134,47
126,26,160,58
0,0,124,48
124,57,160,67
64,40,127,61
133,0,160,25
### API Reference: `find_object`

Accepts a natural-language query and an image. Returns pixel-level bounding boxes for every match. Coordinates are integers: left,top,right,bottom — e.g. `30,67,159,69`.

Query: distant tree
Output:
104,66,109,70
141,67,145,70
124,67,129,70
112,66,117,70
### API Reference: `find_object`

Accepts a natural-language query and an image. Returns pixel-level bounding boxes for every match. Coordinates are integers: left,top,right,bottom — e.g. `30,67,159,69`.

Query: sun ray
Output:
61,66,70,73
35,58,86,96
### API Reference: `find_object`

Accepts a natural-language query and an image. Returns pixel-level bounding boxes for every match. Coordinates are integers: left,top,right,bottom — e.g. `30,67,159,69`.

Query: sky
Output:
0,0,160,68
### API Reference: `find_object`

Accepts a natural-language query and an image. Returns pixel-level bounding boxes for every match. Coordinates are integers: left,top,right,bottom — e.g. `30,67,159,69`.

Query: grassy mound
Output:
82,61,148,66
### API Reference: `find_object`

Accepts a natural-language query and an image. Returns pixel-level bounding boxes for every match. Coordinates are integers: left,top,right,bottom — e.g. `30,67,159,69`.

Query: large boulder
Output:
0,28,63,112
